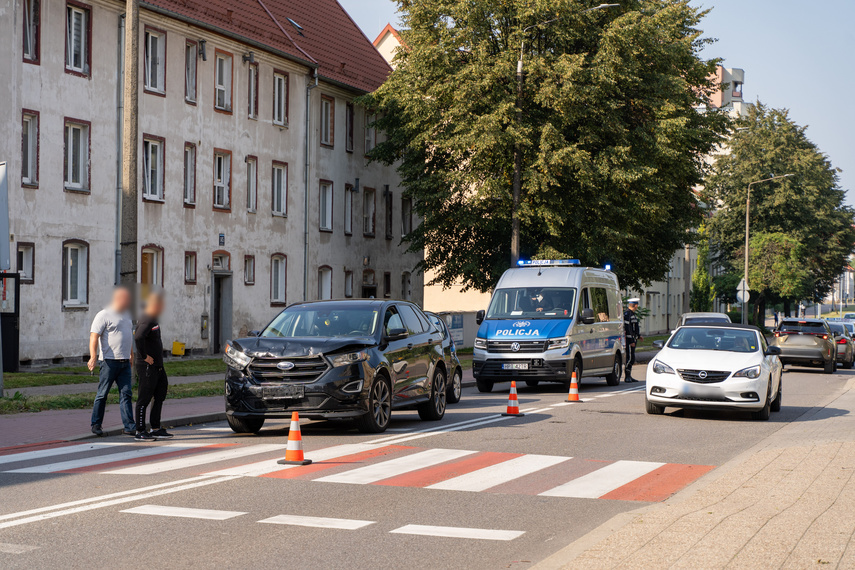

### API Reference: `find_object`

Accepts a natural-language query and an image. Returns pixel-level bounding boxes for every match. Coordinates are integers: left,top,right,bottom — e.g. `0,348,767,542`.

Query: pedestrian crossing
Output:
0,441,714,503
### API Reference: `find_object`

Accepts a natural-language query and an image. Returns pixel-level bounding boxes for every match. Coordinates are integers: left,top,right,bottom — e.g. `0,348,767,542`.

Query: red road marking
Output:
261,445,416,480
58,443,238,473
374,451,522,488
0,441,73,456
600,463,715,502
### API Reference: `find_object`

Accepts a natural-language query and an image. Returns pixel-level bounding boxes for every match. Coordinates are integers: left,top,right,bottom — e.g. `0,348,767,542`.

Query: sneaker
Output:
91,425,104,437
122,429,136,436
149,428,174,440
134,431,155,442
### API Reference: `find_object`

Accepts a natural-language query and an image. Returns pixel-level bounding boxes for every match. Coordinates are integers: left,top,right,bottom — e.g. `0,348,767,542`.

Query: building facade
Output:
4,0,423,363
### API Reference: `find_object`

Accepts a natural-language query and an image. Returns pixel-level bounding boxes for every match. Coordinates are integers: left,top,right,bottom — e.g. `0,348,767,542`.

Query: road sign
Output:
736,278,750,304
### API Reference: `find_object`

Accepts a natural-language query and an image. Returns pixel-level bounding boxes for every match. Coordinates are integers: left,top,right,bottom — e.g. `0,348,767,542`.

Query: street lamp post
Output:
743,173,794,323
510,3,619,266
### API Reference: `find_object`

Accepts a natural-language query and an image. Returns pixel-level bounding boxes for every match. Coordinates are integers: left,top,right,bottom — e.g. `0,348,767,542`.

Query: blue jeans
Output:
90,359,134,431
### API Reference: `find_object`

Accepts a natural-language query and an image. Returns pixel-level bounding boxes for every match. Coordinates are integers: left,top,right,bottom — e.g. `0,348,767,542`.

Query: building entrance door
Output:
211,272,233,354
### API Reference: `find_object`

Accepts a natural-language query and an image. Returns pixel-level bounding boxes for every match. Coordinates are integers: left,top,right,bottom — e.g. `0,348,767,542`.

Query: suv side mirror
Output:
765,346,782,356
386,328,408,341
476,310,485,325
248,330,261,337
652,340,665,349
580,308,596,325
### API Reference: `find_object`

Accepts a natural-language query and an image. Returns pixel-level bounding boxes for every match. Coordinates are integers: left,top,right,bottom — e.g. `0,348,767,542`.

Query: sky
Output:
338,0,855,205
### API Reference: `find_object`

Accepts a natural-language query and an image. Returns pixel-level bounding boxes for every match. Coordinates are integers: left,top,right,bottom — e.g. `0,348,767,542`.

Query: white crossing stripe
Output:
390,524,524,541
0,443,126,466
205,443,375,477
551,402,574,407
0,542,39,554
426,454,569,492
196,427,234,432
4,444,206,473
315,448,476,484
539,460,664,498
259,514,375,530
105,444,286,475
121,505,246,520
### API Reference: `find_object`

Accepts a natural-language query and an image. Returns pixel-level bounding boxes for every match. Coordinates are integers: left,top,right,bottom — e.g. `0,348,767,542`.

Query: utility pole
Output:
120,0,139,311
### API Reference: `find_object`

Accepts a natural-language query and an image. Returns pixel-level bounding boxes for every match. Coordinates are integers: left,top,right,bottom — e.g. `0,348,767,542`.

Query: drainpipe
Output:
114,14,125,285
303,69,318,301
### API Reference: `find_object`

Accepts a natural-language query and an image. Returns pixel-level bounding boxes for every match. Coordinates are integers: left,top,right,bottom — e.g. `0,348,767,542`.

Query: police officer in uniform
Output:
624,298,642,383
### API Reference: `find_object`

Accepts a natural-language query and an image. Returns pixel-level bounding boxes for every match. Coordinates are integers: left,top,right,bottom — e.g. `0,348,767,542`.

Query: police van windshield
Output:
486,288,577,320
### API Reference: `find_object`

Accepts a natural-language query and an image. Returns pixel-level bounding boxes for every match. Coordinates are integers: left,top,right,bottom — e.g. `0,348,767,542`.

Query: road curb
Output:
67,411,228,441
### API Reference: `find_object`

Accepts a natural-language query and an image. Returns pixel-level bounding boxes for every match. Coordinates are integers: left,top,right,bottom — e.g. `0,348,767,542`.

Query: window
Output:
590,287,610,322
214,51,232,112
213,150,231,209
344,185,353,235
246,156,257,212
383,272,392,298
184,251,196,284
319,181,333,231
247,63,258,119
62,240,88,306
363,187,376,236
183,143,196,205
142,136,164,200
185,41,197,103
144,28,166,94
364,111,376,154
401,272,411,301
401,197,412,236
244,255,255,285
344,270,353,298
272,162,287,215
271,254,286,304
65,3,89,76
318,266,332,300
320,95,334,147
398,304,425,335
273,71,288,125
212,251,230,270
23,0,39,63
17,243,34,284
384,188,393,239
22,112,38,187
141,245,163,297
64,119,89,191
345,103,354,152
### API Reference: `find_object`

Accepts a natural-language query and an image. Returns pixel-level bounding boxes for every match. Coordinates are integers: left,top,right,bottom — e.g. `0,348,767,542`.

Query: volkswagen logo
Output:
276,361,296,371
510,342,521,352
513,321,531,328
698,370,708,379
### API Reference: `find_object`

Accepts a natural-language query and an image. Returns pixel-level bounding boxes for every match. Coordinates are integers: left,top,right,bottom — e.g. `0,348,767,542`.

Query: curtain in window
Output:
142,142,151,195
185,45,196,100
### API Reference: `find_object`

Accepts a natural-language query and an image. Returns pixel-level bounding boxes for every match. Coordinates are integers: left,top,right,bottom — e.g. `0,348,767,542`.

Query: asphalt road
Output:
0,365,850,569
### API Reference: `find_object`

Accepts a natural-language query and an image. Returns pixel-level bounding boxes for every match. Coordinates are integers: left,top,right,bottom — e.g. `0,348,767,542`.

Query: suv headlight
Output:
223,342,251,370
331,350,369,368
547,337,570,350
733,365,761,379
652,359,675,375
474,337,487,349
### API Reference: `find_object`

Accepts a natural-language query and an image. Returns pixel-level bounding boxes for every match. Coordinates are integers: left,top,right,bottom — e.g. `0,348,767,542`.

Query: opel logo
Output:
512,321,531,328
510,342,521,352
698,370,708,379
276,361,296,371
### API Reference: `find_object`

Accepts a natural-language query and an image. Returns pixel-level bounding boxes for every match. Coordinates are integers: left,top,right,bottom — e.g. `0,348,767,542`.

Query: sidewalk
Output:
537,377,855,569
10,372,222,397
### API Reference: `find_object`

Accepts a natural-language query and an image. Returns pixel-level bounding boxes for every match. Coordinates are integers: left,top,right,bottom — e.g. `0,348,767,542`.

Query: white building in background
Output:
4,0,423,364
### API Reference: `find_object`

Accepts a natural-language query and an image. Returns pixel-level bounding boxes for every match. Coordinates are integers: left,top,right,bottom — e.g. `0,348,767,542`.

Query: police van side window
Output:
591,288,610,322
577,289,590,317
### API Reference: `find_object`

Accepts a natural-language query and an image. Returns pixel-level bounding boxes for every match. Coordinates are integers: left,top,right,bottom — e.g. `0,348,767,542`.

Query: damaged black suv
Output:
223,299,449,433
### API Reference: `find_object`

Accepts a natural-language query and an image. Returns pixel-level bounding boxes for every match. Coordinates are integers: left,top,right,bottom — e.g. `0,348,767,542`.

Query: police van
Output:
473,260,625,392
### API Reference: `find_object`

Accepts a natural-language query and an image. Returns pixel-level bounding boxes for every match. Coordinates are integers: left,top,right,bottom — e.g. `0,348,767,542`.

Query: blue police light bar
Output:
517,259,581,267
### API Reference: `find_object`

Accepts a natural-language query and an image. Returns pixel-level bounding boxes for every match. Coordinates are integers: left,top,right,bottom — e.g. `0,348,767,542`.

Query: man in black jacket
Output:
624,298,642,383
133,291,173,441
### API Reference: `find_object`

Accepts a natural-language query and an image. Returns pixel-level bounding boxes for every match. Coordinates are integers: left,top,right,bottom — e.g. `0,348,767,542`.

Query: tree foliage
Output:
364,0,730,292
689,224,715,311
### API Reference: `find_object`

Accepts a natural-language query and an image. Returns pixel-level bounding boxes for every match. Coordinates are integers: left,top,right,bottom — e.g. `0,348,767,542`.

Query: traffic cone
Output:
567,372,581,402
276,412,313,465
501,381,525,416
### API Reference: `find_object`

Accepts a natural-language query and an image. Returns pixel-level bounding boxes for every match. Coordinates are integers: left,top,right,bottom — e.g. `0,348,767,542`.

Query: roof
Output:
680,322,762,332
143,0,392,93
780,318,825,323
373,23,403,48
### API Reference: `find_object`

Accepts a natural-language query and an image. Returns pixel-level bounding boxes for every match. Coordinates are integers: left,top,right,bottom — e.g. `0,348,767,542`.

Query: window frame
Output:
320,94,334,148
272,70,289,126
245,155,257,212
63,117,90,193
212,250,230,271
64,1,91,78
212,148,232,211
61,238,89,307
143,25,167,96
401,196,413,236
23,0,40,64
184,251,197,284
183,142,196,207
344,270,353,298
142,134,165,202
271,161,288,217
17,242,35,284
384,187,393,240
213,49,233,113
184,40,198,104
344,184,353,235
401,272,412,301
383,272,392,298
318,265,333,300
319,180,333,232
140,244,165,290
364,111,376,156
22,110,39,188
270,253,287,306
247,62,259,119
345,102,354,153
363,186,376,237
244,255,255,285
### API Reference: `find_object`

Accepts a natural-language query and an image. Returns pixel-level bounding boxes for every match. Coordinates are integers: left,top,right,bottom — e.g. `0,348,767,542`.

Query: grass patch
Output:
0,380,224,415
636,334,670,349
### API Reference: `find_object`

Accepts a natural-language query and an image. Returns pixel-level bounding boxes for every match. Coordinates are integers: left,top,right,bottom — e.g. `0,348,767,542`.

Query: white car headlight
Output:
474,337,487,349
652,359,675,375
547,337,570,350
331,350,369,368
733,365,760,379
223,342,251,369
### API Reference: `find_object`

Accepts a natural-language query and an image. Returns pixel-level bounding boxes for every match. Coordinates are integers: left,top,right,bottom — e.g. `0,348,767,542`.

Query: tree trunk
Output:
783,299,791,318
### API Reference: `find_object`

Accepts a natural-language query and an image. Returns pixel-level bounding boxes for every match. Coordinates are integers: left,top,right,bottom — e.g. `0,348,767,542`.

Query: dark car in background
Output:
424,312,463,404
828,322,855,369
771,319,837,374
223,300,450,434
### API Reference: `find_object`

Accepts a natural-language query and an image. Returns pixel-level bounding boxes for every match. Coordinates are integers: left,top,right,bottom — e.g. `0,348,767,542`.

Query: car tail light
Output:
838,338,848,344
822,334,829,340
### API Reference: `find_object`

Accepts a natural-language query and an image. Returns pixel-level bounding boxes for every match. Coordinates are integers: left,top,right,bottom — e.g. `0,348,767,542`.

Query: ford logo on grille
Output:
698,370,708,379
276,361,296,371
513,321,531,328
511,342,521,352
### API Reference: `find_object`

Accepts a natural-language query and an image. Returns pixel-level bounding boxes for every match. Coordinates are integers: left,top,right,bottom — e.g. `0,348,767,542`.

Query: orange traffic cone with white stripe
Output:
277,412,313,465
567,371,581,402
501,381,525,416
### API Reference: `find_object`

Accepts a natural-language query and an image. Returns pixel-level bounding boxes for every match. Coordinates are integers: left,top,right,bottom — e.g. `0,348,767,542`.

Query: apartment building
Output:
4,0,423,363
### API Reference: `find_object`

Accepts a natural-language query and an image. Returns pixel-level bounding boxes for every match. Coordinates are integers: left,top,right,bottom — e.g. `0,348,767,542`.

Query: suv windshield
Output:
486,287,577,320
779,321,826,334
262,305,379,338
668,327,759,353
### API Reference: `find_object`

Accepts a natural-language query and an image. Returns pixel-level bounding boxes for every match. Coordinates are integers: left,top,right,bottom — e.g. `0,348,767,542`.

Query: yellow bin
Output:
172,341,186,356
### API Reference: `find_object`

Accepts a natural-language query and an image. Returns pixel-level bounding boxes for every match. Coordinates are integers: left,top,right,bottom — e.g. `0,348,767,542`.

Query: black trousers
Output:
135,364,168,432
625,342,637,378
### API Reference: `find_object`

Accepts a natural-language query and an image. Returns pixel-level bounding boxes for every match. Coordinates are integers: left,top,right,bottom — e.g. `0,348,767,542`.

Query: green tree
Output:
689,225,715,311
364,0,730,292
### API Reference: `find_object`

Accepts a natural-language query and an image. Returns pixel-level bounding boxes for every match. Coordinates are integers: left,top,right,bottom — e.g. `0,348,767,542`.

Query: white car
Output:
646,323,783,421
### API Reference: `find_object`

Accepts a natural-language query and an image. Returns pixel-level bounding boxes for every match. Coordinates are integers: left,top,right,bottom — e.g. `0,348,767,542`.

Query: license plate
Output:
262,385,305,399
502,363,529,370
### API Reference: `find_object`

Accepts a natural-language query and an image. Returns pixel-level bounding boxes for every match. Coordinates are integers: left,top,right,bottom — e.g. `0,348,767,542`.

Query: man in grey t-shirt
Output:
88,287,135,436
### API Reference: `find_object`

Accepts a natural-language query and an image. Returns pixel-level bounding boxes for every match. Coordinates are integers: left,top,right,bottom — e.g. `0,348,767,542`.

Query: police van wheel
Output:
566,358,583,390
605,355,622,386
476,379,494,393
524,380,540,388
